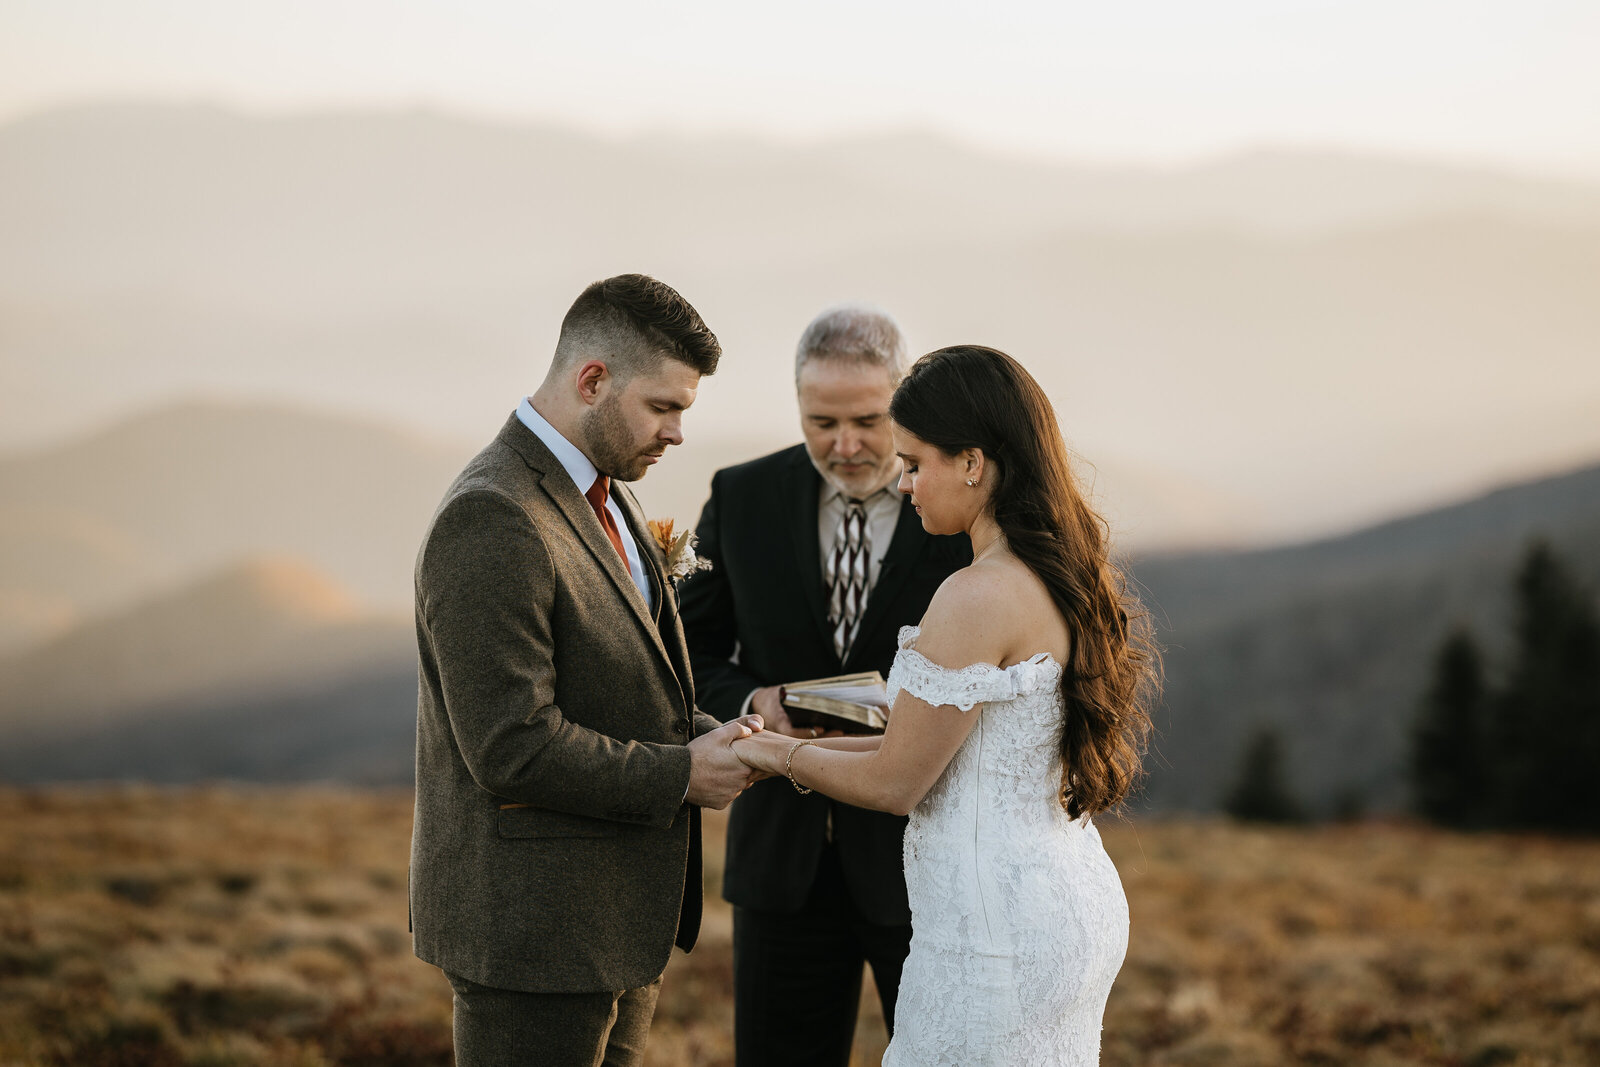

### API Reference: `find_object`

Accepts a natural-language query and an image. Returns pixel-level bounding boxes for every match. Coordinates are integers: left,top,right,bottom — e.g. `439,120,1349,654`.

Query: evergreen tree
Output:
1489,541,1600,831
1223,724,1305,823
1410,627,1489,827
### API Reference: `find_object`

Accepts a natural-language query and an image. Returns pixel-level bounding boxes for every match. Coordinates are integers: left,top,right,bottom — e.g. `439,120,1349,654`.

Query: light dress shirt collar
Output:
516,397,654,611
517,396,600,500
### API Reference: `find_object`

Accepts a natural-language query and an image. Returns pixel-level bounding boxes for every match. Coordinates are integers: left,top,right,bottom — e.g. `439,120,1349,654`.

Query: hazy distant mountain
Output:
0,556,410,735
5,102,1597,322
0,503,170,649
700,213,1600,539
0,400,473,624
0,397,796,648
1135,462,1600,815
2,459,1594,796
5,104,1597,309
0,553,416,784
0,395,1256,659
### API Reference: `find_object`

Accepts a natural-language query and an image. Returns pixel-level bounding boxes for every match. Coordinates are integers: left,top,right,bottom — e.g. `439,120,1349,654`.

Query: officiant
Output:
680,305,970,1067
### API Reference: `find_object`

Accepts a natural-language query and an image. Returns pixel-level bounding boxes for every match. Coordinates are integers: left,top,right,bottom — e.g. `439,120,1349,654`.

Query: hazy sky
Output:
3,0,1598,175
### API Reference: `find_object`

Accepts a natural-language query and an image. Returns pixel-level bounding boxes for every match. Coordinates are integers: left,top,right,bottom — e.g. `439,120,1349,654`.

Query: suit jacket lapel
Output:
785,450,832,653
848,495,927,670
498,417,675,672
614,486,694,709
612,486,666,625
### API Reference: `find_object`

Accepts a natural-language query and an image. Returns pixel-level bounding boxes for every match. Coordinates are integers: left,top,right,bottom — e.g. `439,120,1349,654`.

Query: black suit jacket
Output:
680,444,970,924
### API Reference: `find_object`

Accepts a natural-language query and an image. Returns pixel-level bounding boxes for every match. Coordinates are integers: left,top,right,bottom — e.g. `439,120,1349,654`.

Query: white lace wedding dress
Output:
881,626,1129,1066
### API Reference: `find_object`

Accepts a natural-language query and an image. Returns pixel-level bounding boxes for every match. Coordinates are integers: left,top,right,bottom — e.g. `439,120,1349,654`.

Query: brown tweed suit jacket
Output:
409,413,721,993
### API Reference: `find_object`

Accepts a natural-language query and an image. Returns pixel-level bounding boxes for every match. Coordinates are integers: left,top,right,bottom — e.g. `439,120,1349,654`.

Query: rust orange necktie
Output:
585,475,627,563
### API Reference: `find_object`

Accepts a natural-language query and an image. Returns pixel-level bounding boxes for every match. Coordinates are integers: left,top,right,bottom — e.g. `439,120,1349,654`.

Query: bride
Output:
731,345,1158,1066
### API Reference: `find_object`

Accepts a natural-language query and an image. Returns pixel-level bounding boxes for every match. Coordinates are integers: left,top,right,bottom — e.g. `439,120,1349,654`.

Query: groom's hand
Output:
686,718,764,809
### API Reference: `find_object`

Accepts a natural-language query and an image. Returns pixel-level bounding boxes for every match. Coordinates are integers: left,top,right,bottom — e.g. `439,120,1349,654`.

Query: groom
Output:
410,274,761,1067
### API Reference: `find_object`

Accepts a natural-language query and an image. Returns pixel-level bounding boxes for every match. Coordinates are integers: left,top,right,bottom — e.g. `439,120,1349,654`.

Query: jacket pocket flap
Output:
496,807,620,839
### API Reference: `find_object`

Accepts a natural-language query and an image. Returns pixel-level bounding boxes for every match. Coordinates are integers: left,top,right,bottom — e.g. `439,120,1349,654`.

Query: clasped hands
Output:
738,684,851,772
685,686,844,808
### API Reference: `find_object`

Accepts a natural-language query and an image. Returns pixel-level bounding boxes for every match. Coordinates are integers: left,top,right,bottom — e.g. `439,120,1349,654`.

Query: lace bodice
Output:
881,625,1128,1066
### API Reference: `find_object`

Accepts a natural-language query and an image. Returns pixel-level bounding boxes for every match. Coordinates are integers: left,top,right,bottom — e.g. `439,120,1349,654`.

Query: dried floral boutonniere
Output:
647,518,712,583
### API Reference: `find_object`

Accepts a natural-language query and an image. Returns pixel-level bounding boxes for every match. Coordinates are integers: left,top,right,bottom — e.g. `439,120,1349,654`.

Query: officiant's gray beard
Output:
811,452,900,501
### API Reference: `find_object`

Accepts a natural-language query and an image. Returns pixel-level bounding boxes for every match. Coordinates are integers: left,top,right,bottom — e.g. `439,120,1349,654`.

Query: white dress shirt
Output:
517,397,654,613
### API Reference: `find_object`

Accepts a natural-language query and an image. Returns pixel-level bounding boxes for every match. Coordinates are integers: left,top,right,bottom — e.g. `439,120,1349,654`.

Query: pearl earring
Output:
966,478,978,487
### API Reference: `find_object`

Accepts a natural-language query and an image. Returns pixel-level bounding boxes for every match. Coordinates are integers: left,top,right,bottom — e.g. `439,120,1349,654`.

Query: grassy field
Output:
2,787,1598,1066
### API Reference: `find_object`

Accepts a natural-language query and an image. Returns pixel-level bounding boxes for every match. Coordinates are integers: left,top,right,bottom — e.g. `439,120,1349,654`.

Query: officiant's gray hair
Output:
794,304,909,385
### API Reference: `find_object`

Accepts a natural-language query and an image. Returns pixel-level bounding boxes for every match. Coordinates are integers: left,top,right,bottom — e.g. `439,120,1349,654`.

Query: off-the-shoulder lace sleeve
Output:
886,625,1062,713
887,625,1020,712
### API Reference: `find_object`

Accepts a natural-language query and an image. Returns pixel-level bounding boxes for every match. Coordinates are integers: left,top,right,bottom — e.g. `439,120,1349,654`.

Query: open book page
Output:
781,671,890,733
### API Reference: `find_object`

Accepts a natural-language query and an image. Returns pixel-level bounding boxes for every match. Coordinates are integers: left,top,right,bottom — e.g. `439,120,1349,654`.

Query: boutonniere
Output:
647,518,712,582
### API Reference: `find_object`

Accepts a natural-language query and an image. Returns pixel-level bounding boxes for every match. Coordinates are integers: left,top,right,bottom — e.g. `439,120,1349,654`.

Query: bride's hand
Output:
730,730,794,777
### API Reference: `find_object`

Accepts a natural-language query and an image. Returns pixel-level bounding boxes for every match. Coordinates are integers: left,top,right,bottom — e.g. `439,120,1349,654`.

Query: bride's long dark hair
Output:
889,346,1159,818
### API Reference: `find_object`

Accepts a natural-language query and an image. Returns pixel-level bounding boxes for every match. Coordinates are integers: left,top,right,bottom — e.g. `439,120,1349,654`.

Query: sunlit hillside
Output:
0,402,472,629
0,557,409,737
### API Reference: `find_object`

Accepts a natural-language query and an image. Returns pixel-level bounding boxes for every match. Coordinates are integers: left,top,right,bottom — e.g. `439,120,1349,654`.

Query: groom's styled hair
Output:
554,274,721,380
793,303,908,385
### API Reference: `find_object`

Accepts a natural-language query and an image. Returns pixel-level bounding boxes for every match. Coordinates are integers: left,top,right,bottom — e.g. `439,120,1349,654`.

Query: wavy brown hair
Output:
889,345,1160,818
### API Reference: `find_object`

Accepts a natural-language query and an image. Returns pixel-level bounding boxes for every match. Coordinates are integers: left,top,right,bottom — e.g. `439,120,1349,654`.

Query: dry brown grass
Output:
1101,819,1600,1066
1,788,1596,1066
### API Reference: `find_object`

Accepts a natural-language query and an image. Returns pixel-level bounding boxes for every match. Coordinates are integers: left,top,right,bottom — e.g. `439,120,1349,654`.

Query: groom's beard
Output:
583,393,663,482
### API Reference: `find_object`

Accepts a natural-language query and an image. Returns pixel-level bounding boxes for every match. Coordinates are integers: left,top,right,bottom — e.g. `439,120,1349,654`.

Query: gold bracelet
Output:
785,739,815,794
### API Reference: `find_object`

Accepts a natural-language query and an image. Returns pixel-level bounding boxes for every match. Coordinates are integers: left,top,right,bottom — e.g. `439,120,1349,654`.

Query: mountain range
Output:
2,102,1598,800
0,400,1262,652
2,103,1598,549
0,401,472,647
0,555,415,784
8,104,1598,309
2,440,1595,808
1135,462,1600,814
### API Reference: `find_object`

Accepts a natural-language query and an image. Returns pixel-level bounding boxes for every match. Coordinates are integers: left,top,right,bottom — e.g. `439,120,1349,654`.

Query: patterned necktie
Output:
584,475,627,564
827,499,870,661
